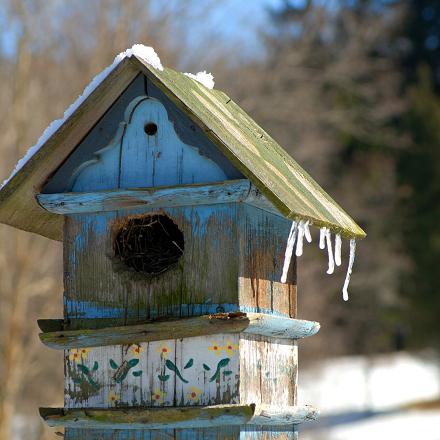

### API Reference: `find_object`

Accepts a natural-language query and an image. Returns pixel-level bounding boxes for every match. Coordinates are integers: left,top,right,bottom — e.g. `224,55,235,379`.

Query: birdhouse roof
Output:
0,45,365,241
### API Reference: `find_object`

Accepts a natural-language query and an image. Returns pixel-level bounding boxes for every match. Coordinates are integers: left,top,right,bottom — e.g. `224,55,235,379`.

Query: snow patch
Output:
325,228,335,275
335,233,342,266
295,220,305,257
342,239,356,301
128,44,163,71
0,44,163,190
304,220,313,243
281,221,298,283
282,223,358,300
184,71,215,89
319,227,326,249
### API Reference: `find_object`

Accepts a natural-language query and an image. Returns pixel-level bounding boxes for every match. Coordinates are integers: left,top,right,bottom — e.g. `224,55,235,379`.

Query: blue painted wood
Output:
70,96,228,192
38,180,252,214
64,427,298,440
146,74,243,182
64,204,240,322
64,427,242,439
43,74,146,194
43,74,242,194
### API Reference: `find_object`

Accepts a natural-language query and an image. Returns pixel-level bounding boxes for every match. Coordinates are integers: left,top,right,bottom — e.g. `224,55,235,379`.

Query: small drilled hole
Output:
114,214,184,276
144,122,158,136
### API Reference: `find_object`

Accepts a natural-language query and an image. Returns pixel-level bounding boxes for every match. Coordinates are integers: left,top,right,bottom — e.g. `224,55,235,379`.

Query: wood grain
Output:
39,312,320,350
40,404,317,429
37,180,279,217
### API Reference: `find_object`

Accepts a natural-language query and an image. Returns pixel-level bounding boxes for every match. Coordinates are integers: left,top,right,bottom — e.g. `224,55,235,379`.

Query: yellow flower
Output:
208,341,222,356
107,391,120,406
152,388,165,403
156,344,171,358
223,340,239,356
69,348,90,363
186,386,202,403
131,344,144,357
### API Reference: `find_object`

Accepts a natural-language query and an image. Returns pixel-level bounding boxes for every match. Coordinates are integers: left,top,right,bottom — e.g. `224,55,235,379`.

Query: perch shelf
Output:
40,403,319,430
38,311,320,350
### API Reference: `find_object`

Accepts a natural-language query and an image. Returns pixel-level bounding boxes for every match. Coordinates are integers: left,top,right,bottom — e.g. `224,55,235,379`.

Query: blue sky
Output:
0,0,288,58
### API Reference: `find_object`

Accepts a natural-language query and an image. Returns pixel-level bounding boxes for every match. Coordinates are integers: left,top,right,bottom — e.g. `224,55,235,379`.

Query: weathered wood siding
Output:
238,205,298,434
64,205,239,322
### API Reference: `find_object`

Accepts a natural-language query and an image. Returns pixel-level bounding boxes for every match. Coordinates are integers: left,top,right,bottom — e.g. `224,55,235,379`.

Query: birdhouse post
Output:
0,45,365,439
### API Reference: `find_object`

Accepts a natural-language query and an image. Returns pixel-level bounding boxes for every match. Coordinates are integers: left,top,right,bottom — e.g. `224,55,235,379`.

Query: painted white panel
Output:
65,334,239,409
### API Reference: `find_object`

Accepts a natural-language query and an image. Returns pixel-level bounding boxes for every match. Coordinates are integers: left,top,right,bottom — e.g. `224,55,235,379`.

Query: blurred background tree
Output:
396,0,440,349
0,0,438,438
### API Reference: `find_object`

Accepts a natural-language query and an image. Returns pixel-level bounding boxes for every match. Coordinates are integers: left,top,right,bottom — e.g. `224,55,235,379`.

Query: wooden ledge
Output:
36,179,280,216
38,312,320,350
40,404,318,430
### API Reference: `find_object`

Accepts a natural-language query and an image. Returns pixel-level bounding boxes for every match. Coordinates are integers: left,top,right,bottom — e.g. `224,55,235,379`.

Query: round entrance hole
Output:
144,122,158,136
114,214,184,276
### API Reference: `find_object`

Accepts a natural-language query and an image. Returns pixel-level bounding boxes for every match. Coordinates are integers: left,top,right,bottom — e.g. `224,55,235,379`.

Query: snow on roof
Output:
184,71,215,89
0,44,166,190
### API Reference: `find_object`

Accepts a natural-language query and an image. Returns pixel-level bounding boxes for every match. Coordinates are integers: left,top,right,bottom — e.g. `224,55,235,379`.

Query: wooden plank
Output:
64,427,243,439
38,312,320,350
40,404,318,429
38,181,283,217
37,180,252,214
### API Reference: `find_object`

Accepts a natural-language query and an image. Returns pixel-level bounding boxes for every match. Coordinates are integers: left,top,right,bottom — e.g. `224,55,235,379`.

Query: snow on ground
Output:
299,350,440,414
301,409,440,440
298,350,440,440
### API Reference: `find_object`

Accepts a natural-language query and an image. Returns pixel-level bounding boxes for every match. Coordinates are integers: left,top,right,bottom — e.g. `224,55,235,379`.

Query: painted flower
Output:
131,344,144,357
152,388,166,403
223,340,239,356
69,348,90,362
186,386,202,403
156,344,171,358
208,341,222,356
107,391,120,407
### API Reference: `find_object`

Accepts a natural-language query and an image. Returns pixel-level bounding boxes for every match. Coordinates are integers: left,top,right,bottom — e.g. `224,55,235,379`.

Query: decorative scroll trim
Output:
39,312,320,350
40,404,319,429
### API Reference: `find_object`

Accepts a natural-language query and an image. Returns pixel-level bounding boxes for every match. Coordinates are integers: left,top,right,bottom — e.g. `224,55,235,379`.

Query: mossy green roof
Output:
142,59,365,238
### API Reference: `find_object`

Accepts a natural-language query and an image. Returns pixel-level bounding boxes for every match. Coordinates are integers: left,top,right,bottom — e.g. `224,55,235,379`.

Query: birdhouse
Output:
0,45,365,439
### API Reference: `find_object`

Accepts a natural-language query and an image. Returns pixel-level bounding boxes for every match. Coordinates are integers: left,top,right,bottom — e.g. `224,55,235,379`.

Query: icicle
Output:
319,227,326,249
335,234,342,266
304,220,312,243
342,239,356,301
325,229,335,275
295,220,305,257
281,221,298,283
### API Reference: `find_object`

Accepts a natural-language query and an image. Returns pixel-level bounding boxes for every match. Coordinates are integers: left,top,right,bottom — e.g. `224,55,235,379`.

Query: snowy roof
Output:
0,44,365,241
